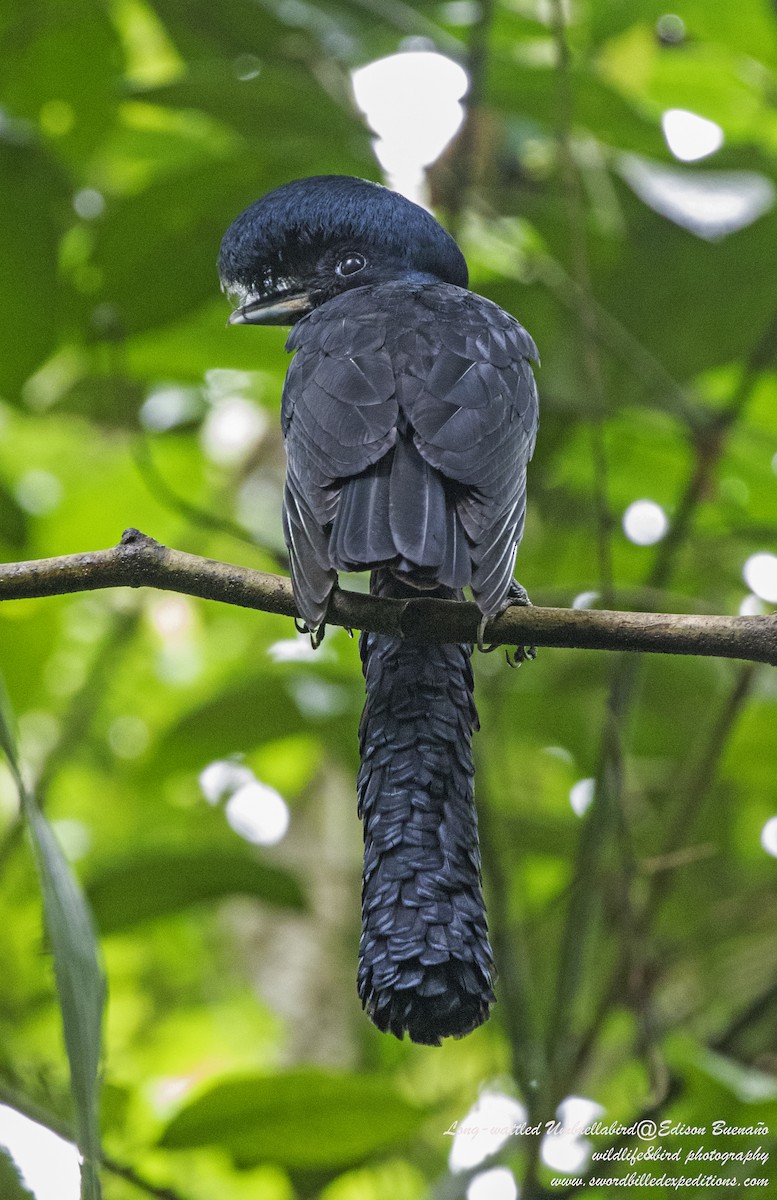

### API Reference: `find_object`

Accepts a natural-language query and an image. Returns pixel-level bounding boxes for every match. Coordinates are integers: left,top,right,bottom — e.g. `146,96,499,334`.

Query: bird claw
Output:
476,613,497,654
294,616,326,649
477,580,536,666
506,643,537,669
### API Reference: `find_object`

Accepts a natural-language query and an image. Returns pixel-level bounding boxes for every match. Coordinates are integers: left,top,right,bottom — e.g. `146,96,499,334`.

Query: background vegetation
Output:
1,1,776,1197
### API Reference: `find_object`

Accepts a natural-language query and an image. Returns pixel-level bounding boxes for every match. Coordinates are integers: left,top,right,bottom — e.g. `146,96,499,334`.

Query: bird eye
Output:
336,253,367,277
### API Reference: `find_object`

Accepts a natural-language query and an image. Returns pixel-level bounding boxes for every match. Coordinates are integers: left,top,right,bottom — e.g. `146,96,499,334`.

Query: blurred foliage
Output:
1,1,777,1198
0,669,105,1197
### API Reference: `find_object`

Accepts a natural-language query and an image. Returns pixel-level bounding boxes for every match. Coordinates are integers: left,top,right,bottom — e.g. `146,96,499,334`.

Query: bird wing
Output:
281,283,539,627
281,298,399,628
397,286,539,617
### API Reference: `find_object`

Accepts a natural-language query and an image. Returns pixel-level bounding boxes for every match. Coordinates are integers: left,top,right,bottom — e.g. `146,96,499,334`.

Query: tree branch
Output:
1,529,776,666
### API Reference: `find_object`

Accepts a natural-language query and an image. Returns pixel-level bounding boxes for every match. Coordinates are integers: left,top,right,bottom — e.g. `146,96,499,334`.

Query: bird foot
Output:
477,581,536,667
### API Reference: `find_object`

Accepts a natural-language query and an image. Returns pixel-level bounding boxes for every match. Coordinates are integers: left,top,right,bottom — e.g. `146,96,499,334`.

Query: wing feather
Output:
402,287,538,615
331,455,395,569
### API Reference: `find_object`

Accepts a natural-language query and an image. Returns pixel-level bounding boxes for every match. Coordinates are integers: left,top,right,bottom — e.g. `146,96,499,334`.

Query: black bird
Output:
218,175,539,1044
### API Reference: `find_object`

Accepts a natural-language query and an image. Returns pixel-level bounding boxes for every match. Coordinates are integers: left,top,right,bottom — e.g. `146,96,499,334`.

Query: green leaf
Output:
23,803,105,1199
697,1047,777,1103
0,1148,35,1200
151,669,359,774
56,375,146,431
148,0,291,63
90,71,371,337
487,58,669,157
0,671,20,779
140,61,368,148
0,139,70,400
0,0,120,163
0,672,105,1199
124,297,290,382
665,0,777,65
0,478,28,550
151,0,455,66
159,1070,425,1170
89,158,259,334
587,0,668,48
86,844,306,933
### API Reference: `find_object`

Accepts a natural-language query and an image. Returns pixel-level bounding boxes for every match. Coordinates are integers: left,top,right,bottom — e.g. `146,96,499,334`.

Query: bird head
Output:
218,175,469,326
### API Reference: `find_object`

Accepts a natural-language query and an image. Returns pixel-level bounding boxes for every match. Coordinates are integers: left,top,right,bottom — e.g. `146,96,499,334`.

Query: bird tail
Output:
356,568,495,1044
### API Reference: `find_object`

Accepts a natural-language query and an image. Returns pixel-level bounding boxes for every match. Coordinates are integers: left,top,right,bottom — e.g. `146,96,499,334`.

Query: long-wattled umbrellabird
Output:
218,175,539,1045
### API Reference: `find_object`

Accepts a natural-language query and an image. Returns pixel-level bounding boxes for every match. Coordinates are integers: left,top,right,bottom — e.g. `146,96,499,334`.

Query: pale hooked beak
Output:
227,289,312,326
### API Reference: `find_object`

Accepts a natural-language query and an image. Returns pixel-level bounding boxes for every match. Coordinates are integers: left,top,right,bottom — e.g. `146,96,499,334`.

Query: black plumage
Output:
219,175,539,1044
